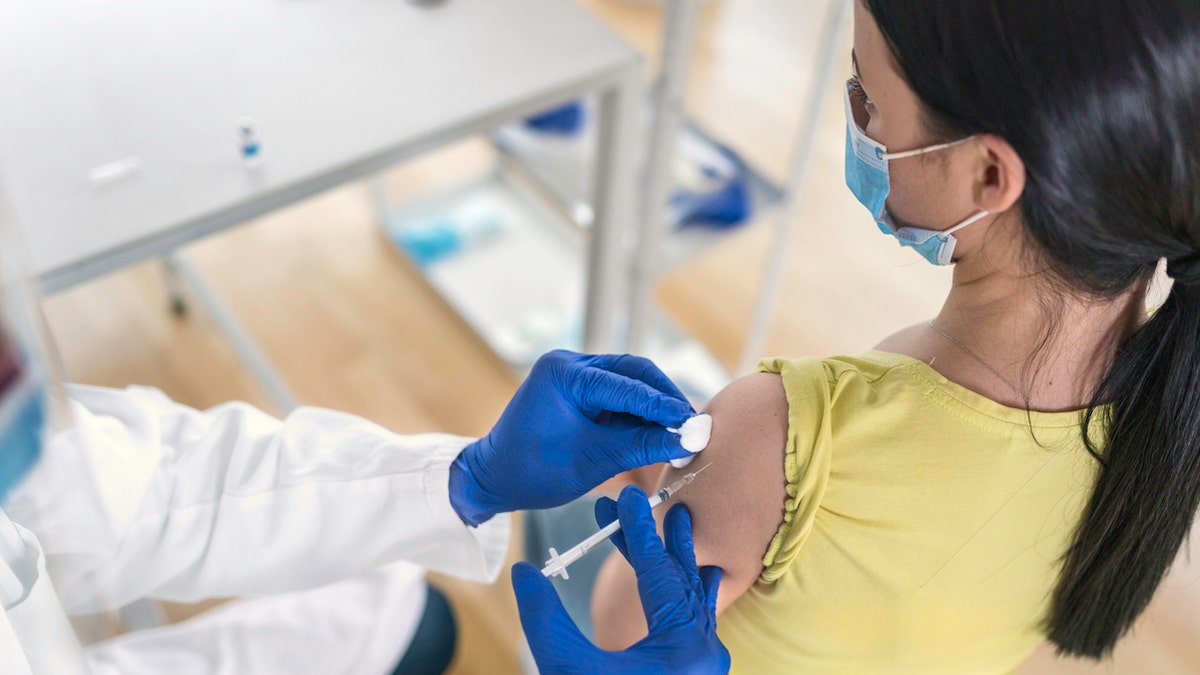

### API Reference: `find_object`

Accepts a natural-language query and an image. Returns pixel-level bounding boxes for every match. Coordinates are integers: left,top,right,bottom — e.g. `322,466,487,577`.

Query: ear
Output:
972,134,1026,214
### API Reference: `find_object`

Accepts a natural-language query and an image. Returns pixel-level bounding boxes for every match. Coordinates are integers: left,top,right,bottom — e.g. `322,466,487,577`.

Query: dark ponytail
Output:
1061,274,1200,655
863,0,1200,658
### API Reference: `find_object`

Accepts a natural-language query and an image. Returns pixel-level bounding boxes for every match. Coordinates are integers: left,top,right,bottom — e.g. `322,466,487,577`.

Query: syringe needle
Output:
541,463,713,579
687,462,713,481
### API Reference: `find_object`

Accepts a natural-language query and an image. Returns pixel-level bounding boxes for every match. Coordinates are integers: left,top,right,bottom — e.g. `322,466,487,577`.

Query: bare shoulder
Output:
660,372,790,606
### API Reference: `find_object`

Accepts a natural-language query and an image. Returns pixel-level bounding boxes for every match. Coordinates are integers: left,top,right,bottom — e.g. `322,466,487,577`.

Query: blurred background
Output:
16,0,1197,672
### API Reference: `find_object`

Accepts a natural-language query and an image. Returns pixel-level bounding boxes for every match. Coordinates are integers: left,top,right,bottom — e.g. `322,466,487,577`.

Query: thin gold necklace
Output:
926,320,1034,409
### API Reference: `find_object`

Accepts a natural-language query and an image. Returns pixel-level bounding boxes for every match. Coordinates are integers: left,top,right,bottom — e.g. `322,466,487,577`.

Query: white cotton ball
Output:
667,413,712,469
676,413,713,453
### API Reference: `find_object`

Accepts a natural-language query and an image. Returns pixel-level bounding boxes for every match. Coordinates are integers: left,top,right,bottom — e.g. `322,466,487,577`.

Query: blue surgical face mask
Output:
843,81,989,266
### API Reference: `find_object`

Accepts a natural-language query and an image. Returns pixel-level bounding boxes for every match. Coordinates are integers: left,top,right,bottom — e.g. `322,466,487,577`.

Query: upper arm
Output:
592,371,791,647
664,371,790,611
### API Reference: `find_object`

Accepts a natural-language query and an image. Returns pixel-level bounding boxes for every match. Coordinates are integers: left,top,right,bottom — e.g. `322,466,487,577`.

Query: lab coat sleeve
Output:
84,562,430,675
4,384,511,614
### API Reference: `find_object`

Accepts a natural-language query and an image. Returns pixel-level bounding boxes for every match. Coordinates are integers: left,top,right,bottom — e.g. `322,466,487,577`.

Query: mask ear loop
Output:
882,134,974,161
898,210,991,245
944,210,991,235
926,210,992,265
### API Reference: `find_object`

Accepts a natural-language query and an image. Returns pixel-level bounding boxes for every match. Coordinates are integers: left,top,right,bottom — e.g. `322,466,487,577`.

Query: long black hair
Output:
862,0,1200,659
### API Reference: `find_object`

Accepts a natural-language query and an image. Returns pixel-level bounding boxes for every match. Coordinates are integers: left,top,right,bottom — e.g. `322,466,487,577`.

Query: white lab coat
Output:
0,384,511,675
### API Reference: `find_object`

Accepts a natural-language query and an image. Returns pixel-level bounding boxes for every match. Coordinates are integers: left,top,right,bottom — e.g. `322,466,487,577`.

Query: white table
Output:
0,0,644,394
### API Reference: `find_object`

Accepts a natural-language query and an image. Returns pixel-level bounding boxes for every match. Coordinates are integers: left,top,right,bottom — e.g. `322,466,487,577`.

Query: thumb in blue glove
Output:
513,485,730,674
450,351,698,526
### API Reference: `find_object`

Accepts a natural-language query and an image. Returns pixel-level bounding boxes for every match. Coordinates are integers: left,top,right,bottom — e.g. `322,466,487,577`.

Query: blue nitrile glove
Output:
449,350,696,526
512,485,729,674
524,100,587,136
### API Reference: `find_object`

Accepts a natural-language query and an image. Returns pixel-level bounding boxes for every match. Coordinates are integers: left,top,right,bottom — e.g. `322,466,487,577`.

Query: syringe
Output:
541,463,712,580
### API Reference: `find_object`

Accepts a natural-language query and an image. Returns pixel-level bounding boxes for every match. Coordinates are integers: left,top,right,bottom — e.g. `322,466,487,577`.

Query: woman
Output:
593,0,1200,672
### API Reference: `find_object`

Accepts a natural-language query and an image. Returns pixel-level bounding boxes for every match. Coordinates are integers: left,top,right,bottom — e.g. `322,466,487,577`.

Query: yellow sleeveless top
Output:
719,352,1101,674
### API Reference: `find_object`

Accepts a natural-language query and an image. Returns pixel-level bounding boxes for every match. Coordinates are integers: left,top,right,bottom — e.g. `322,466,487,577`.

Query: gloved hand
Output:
512,485,730,674
449,350,696,526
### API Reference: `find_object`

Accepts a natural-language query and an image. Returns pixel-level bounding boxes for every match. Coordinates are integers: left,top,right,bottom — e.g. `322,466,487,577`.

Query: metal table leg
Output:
626,0,701,355
163,258,189,317
165,253,299,415
585,63,645,354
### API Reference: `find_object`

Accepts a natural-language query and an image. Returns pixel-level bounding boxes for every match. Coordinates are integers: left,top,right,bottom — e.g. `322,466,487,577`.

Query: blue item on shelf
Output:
393,209,502,268
524,101,587,137
669,144,754,229
670,171,752,229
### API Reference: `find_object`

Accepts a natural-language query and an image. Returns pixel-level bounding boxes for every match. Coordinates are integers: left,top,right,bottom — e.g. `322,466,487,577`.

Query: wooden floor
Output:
40,0,1197,672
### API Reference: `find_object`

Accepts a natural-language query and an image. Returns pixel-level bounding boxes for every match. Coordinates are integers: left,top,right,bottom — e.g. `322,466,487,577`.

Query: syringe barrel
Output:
649,487,672,507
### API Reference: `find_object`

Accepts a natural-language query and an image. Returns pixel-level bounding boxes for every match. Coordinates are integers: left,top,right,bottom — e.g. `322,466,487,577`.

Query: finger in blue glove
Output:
585,354,691,407
593,496,628,560
571,366,693,429
664,505,705,607
699,566,722,618
616,487,697,631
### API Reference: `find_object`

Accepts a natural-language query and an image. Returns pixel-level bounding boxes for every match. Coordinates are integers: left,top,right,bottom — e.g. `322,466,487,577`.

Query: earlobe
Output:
974,134,1026,214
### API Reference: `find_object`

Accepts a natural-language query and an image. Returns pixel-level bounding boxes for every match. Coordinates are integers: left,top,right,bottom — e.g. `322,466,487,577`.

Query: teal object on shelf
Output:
393,210,502,267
